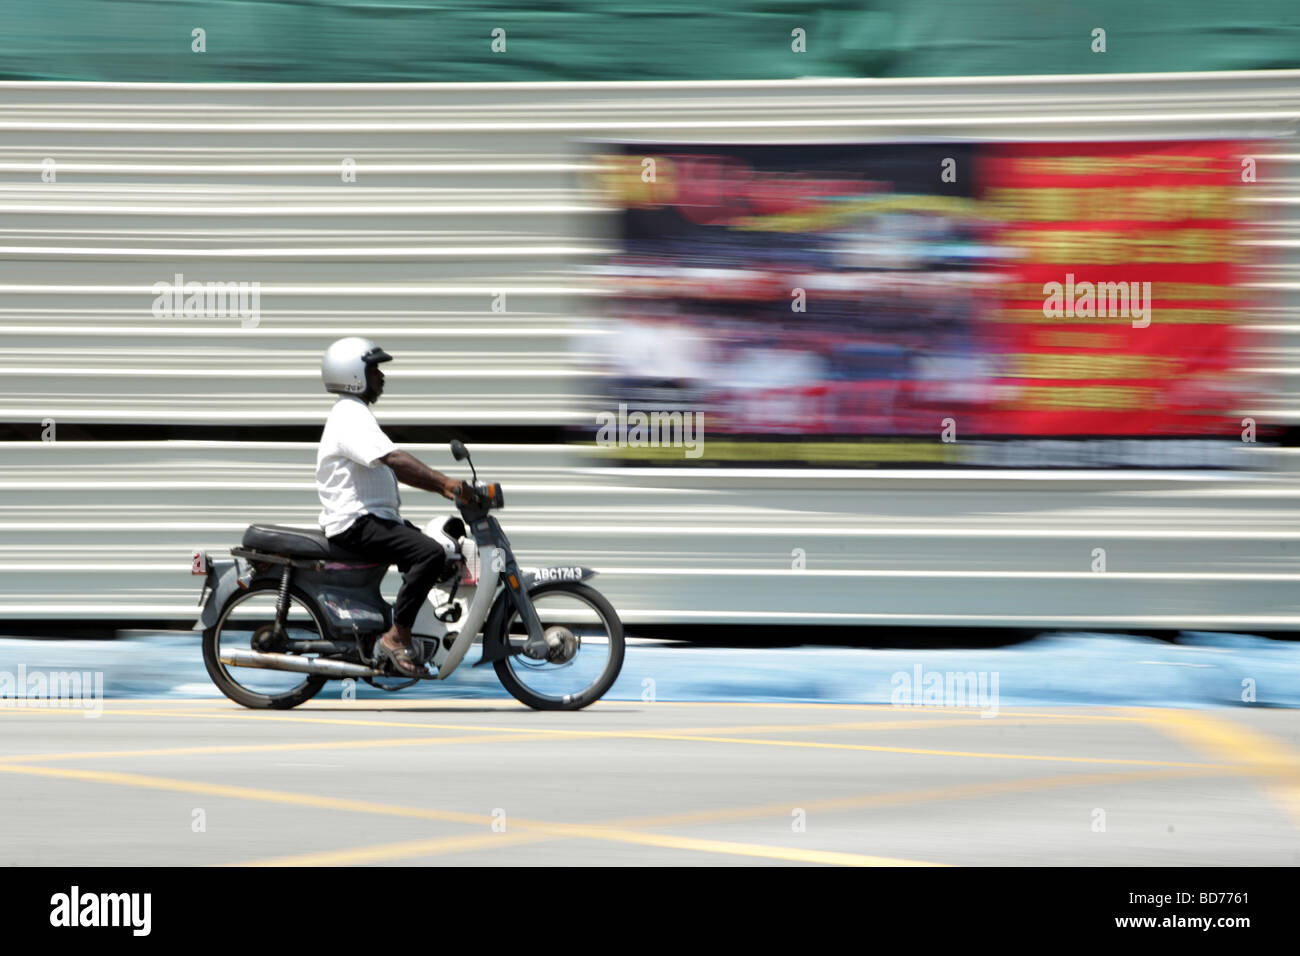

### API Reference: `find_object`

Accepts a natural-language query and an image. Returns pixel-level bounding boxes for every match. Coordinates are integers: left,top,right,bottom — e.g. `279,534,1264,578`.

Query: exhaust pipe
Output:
220,647,383,679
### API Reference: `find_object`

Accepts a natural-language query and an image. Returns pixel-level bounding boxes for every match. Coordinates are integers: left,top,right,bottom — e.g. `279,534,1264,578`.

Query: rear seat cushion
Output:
242,524,366,561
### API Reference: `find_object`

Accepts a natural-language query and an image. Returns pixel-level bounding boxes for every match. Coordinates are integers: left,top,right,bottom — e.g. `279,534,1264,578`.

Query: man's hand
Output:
380,449,464,501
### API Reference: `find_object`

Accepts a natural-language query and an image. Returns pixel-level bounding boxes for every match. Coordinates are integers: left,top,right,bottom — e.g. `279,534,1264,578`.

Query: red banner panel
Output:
978,141,1250,437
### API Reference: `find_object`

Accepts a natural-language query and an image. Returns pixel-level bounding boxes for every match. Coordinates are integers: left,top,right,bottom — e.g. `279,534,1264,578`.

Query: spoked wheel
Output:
490,582,624,711
202,581,330,709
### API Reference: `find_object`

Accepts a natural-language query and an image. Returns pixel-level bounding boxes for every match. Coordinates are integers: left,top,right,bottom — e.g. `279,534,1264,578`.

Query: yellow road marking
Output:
552,830,941,866
0,762,492,825
0,700,1143,723
495,730,1230,770
0,703,1228,769
0,761,937,867
0,706,495,732
249,830,936,868
0,698,1282,865
0,715,1087,764
0,732,592,763
605,701,1142,721
616,765,1242,829
0,705,1219,769
619,716,1078,737
240,832,549,866
0,710,1257,867
1139,709,1300,773
238,764,1239,867
1137,708,1300,830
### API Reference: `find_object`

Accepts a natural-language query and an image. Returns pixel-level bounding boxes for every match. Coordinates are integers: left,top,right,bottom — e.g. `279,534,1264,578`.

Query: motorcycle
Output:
193,440,625,710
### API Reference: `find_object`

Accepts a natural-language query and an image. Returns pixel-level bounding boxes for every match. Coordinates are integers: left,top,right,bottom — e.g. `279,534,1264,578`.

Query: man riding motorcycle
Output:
317,337,469,677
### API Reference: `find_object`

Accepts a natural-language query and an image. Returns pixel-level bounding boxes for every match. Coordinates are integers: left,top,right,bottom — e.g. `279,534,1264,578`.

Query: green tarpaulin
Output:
0,0,1296,82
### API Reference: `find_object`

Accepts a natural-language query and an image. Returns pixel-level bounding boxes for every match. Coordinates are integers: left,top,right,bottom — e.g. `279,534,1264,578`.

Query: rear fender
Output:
194,558,241,633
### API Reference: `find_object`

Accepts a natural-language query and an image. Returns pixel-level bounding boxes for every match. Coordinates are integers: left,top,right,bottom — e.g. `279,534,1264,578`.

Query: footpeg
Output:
412,636,441,666
372,638,429,678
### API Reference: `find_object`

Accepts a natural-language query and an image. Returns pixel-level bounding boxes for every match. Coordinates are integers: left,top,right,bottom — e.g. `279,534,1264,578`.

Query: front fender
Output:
474,568,598,667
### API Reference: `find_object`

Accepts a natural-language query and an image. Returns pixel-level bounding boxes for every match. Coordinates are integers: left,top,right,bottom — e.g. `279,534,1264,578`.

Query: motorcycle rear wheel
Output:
202,581,330,710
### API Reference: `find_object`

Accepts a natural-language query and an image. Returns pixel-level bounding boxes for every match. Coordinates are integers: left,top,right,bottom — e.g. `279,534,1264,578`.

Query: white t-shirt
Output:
316,395,401,537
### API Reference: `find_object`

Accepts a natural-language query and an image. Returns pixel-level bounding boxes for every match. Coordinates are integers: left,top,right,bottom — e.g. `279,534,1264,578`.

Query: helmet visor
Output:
362,346,393,365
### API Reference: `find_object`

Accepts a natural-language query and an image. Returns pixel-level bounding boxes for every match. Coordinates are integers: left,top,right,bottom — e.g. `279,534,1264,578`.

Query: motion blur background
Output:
1,1,1299,634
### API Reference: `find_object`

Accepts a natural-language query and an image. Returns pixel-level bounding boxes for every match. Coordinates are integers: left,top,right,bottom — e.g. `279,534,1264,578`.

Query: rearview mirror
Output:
449,439,468,461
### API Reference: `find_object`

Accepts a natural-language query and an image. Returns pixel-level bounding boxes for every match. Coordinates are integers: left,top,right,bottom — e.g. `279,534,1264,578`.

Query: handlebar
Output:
448,442,502,514
457,480,504,514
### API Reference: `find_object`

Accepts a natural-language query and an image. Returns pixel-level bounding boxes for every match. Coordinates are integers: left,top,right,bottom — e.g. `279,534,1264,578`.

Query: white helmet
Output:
321,337,392,395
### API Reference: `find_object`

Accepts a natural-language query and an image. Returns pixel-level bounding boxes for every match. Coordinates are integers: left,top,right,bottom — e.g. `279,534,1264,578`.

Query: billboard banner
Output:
587,140,1266,468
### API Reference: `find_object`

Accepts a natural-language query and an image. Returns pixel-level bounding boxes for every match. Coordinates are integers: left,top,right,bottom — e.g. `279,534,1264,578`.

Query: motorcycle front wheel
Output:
488,582,625,711
202,581,330,710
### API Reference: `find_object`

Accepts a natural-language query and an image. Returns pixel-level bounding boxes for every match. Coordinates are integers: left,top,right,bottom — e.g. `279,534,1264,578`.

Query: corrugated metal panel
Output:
1,73,1299,627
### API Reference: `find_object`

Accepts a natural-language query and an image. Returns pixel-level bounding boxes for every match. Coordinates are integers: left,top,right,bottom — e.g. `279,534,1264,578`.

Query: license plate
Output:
191,550,208,575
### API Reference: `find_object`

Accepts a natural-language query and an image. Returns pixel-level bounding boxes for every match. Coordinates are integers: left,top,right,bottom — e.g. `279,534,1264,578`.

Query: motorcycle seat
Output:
241,524,365,561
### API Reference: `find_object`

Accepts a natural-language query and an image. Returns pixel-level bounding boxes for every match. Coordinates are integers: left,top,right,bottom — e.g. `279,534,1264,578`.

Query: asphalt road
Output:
1,698,1297,866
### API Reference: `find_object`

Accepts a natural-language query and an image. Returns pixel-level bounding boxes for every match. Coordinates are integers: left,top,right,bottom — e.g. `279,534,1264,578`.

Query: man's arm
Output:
381,449,466,501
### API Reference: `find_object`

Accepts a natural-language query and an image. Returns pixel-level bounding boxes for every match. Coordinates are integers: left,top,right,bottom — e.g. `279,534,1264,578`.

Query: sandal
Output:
373,636,428,678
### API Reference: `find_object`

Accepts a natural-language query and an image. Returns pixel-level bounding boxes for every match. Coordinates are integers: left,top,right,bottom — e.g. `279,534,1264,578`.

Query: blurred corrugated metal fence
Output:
1,74,1298,629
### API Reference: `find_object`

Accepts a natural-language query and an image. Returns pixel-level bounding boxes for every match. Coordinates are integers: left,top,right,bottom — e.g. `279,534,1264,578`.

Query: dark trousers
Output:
329,515,446,628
